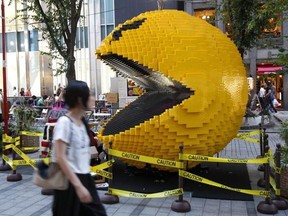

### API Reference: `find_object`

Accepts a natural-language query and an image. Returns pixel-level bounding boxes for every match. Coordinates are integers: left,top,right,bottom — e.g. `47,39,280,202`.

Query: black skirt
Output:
52,173,107,216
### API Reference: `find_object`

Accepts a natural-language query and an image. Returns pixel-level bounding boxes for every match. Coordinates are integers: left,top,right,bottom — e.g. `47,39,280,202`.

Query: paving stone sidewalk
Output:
0,122,288,216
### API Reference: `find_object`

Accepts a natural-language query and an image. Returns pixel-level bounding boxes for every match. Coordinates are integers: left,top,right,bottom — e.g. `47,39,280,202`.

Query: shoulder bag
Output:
32,116,72,190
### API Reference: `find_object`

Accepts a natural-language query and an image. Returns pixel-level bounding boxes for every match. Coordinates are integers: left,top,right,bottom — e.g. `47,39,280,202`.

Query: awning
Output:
257,66,283,75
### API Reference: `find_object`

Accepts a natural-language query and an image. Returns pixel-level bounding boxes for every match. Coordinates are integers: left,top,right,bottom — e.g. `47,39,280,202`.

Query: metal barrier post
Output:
171,144,191,213
257,126,265,172
6,143,22,182
257,145,278,214
100,141,119,204
0,135,11,171
257,123,263,158
257,134,268,187
271,144,288,210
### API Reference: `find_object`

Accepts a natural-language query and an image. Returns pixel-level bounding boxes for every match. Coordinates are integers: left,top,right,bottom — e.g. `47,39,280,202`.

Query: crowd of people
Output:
258,81,279,113
4,85,66,118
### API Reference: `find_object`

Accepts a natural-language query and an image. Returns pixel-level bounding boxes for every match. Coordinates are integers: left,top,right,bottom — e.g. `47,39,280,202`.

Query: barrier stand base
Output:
257,178,266,188
171,200,191,213
100,193,119,204
41,189,54,196
272,198,288,210
258,164,264,172
257,201,278,214
256,155,262,159
7,173,22,182
0,164,11,171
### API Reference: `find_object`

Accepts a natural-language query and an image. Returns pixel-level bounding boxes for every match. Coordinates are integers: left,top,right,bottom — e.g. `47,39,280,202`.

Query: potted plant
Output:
279,120,288,198
9,101,41,153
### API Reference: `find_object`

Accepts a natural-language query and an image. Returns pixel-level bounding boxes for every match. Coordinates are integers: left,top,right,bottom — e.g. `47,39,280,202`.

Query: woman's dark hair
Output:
64,80,90,108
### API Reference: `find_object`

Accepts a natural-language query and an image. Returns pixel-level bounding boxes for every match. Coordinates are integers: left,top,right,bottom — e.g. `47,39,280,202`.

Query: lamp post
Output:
1,0,8,134
0,0,10,171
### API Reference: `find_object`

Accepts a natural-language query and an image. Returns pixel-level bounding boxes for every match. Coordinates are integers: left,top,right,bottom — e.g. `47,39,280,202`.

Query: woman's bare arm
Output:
55,140,92,203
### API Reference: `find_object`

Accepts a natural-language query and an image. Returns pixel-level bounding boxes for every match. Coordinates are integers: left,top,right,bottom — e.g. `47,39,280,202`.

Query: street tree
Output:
13,0,84,81
221,0,288,58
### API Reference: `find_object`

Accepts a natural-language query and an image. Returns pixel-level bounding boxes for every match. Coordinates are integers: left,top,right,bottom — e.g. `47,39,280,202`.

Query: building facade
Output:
1,0,288,108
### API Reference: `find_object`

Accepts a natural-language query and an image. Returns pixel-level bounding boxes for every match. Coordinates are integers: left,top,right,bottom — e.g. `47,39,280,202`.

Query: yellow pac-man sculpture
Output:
96,10,248,171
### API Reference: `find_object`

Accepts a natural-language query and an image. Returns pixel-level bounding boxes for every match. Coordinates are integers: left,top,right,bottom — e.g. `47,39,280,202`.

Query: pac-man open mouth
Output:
100,54,194,135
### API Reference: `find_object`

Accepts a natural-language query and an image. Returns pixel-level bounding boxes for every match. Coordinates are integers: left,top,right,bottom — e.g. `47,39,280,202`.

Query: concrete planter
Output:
242,115,271,128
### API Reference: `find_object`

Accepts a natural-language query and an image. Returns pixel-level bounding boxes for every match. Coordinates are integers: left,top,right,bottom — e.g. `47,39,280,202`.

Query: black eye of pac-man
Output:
112,18,147,41
100,54,194,136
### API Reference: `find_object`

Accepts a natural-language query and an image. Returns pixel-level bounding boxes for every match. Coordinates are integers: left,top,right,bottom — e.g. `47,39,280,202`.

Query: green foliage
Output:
274,47,288,75
220,0,288,57
279,120,288,167
12,0,84,80
280,121,288,146
9,105,39,137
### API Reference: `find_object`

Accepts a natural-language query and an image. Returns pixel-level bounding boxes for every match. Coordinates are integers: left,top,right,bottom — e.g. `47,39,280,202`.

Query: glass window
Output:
263,17,281,38
6,32,16,53
76,27,88,49
17,32,24,52
29,29,39,51
107,25,114,35
100,0,105,25
106,0,114,24
81,26,88,48
194,9,216,26
101,26,106,41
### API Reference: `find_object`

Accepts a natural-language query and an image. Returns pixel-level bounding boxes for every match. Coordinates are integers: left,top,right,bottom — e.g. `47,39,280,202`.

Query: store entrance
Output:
256,64,283,108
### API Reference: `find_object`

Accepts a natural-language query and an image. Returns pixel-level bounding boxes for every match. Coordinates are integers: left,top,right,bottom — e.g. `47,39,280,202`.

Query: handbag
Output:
33,162,68,190
33,115,73,190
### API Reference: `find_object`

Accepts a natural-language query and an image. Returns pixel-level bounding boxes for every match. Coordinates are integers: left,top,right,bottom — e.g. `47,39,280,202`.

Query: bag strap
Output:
64,115,73,151
81,116,93,146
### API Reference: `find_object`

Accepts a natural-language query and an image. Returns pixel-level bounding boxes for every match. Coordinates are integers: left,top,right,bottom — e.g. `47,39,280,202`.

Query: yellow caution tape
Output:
108,188,183,198
179,170,270,198
109,149,183,169
236,131,260,144
11,145,37,168
269,176,280,196
2,154,14,169
90,160,114,179
3,135,16,143
20,131,43,137
94,169,112,179
180,154,268,164
13,158,50,166
90,159,115,172
20,147,40,151
3,144,13,151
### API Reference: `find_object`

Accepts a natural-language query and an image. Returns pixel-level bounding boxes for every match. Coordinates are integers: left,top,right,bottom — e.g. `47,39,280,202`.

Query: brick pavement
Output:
0,115,288,216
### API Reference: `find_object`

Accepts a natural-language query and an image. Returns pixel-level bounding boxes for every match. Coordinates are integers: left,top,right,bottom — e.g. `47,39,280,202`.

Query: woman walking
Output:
52,80,107,216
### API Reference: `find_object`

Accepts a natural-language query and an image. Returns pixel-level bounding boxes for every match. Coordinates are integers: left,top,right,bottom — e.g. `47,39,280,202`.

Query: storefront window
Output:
194,9,216,26
262,16,281,38
6,32,16,53
29,29,39,51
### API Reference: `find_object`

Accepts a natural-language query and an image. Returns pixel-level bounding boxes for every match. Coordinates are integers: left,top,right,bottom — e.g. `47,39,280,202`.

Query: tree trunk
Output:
66,55,76,81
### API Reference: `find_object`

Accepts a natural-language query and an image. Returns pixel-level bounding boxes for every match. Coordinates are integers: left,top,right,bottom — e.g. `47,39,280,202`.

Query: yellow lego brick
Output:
96,10,247,171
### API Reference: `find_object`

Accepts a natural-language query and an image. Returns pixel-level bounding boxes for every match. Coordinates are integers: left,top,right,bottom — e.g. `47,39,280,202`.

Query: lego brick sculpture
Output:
96,10,248,171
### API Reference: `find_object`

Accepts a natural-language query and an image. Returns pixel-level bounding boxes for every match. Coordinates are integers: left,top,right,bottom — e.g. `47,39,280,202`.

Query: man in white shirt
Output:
13,87,18,97
258,84,266,109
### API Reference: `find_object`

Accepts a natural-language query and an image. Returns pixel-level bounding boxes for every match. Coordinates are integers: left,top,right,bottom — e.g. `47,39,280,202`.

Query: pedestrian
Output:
25,87,32,97
13,86,17,97
265,86,277,113
52,80,107,216
19,88,25,96
258,84,266,109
